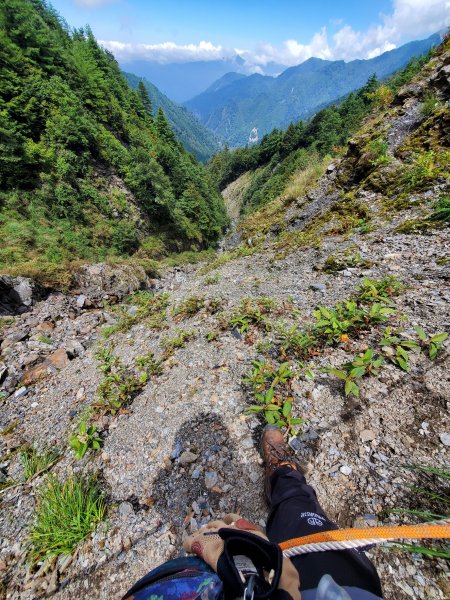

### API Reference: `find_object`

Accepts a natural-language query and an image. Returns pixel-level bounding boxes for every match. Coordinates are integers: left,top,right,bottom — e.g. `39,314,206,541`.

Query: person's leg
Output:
266,466,382,595
261,426,382,597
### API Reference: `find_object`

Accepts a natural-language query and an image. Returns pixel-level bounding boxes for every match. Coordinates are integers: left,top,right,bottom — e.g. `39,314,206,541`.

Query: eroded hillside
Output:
0,33,449,600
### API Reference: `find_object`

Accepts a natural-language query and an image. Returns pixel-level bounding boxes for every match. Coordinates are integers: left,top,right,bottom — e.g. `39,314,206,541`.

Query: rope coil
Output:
280,518,450,557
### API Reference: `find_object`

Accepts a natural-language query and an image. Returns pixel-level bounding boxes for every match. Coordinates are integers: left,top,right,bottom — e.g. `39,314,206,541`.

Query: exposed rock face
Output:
0,276,46,316
71,263,154,306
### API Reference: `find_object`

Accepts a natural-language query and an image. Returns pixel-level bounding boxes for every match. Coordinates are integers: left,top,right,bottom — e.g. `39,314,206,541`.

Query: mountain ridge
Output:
185,32,441,146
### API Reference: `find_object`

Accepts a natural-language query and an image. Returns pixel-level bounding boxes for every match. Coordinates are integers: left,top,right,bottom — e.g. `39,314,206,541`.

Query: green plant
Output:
389,464,450,559
415,327,448,360
28,475,106,564
101,293,170,338
68,420,102,460
135,352,163,377
402,151,450,191
276,323,319,358
327,349,384,397
21,446,59,480
229,298,276,334
420,92,439,118
355,276,403,303
313,301,370,344
204,273,220,285
244,360,302,433
429,196,450,223
322,251,373,273
37,334,52,345
161,329,195,359
256,339,273,356
93,347,147,415
367,138,390,166
172,295,205,319
206,331,219,342
379,327,419,371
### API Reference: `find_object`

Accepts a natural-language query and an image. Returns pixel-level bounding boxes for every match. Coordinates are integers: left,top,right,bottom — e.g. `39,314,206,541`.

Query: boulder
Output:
71,263,153,306
0,276,45,315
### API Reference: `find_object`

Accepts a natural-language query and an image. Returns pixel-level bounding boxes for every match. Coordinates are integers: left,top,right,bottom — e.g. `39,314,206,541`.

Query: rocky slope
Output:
0,35,449,600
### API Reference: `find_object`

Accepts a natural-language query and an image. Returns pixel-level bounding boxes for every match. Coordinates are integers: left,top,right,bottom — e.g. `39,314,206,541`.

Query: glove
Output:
184,513,300,599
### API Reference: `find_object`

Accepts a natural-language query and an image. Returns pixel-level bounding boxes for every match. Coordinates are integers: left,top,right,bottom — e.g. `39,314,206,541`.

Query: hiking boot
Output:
261,425,301,503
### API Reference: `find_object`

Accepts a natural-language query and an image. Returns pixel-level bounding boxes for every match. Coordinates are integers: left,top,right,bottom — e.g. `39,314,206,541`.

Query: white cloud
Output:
75,0,117,7
100,0,449,69
100,40,237,63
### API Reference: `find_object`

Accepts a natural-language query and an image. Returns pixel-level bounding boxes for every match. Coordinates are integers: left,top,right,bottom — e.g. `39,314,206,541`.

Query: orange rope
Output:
279,521,450,551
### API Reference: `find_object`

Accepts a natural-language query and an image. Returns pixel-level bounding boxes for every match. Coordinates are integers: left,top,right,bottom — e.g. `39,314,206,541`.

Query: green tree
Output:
137,80,153,118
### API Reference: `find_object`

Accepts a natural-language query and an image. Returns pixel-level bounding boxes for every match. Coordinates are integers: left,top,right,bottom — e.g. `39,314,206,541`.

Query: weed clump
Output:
173,295,205,319
28,475,106,564
229,297,277,334
21,446,59,480
244,360,303,433
161,329,195,359
101,292,170,339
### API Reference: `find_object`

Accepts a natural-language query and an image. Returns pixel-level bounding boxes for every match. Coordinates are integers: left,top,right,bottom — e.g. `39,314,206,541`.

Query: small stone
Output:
31,401,39,408
127,305,138,317
191,467,201,480
439,433,450,446
170,439,183,460
101,452,110,463
360,429,376,443
14,386,28,398
36,321,55,332
241,437,254,449
342,270,352,277
179,451,198,466
76,387,85,401
123,536,132,551
340,465,352,476
310,283,326,292
118,502,134,517
205,471,218,489
76,294,86,308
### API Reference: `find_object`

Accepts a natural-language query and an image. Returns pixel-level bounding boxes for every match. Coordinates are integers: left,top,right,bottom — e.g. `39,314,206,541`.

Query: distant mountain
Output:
185,33,441,147
120,57,244,102
124,72,221,162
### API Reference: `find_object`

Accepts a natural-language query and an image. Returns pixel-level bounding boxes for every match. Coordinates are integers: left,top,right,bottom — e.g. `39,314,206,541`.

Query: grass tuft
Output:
28,475,106,564
21,446,59,480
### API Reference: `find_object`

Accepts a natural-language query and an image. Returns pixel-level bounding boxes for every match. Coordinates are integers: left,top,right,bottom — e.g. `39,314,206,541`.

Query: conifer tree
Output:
137,80,153,118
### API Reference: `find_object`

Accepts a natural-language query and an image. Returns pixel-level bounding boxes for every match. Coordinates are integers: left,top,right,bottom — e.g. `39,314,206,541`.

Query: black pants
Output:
266,467,383,597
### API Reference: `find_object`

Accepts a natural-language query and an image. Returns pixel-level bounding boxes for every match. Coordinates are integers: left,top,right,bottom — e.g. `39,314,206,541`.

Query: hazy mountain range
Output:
184,33,441,147
120,57,284,102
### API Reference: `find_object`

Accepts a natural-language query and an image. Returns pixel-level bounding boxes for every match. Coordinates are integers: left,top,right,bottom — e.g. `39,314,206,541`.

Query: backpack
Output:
121,556,224,600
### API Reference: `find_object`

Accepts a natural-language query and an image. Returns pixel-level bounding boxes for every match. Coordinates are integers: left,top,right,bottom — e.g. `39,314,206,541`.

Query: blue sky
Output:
50,0,449,68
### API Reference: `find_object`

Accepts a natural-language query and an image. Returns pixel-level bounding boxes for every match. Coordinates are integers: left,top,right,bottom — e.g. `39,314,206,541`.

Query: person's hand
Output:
184,513,300,599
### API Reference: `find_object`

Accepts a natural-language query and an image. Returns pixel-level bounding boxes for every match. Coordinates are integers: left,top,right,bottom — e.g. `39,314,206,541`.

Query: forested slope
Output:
124,72,221,162
0,0,228,286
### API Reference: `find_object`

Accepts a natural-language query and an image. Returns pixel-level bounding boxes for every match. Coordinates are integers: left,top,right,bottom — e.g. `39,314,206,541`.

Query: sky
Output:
50,0,450,70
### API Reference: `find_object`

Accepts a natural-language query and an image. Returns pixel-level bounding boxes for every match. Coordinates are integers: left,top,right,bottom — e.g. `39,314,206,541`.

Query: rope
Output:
280,518,450,557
